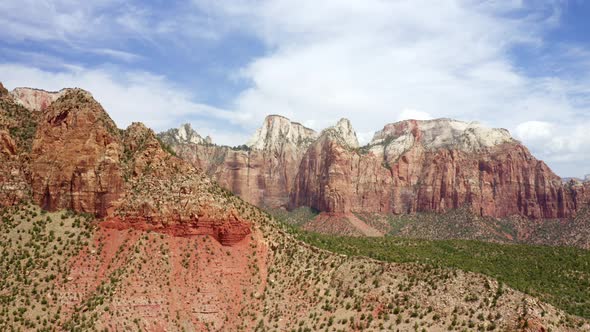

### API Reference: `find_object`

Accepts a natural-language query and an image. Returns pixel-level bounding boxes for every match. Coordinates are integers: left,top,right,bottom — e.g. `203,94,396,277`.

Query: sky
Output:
0,0,589,177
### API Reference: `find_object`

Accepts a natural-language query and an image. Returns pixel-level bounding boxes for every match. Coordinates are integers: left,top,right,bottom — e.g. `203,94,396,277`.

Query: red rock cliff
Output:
159,115,318,208
292,119,588,219
117,122,251,246
29,89,125,216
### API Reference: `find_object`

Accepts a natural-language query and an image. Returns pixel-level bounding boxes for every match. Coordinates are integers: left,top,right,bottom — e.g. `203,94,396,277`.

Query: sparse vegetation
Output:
0,203,94,331
285,228,590,319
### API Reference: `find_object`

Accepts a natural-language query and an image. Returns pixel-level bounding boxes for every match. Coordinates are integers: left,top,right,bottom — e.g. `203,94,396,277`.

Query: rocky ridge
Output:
159,123,212,146
310,118,588,219
167,115,590,220
29,89,125,217
157,114,319,208
246,114,317,150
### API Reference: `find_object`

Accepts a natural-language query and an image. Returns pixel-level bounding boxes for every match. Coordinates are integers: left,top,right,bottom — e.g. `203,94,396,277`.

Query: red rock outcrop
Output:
0,83,8,97
0,130,29,206
291,119,589,219
0,130,16,156
29,89,125,216
0,89,37,206
117,122,252,246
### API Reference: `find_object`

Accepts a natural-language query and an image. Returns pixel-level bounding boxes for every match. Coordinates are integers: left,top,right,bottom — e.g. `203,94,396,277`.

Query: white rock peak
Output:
163,123,208,145
370,118,514,156
247,115,318,150
323,118,359,148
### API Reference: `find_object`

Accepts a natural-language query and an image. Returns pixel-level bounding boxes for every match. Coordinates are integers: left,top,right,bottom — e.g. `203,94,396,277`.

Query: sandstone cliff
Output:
162,116,589,220
115,122,251,246
0,88,38,206
292,118,589,219
29,89,124,216
158,115,318,208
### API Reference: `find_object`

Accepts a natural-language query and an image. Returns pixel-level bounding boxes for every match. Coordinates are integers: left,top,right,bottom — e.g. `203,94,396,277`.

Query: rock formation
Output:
0,88,37,206
0,129,29,206
246,114,317,150
29,89,125,216
292,118,588,219
10,87,67,112
158,115,318,208
115,122,251,246
162,116,590,220
0,82,8,97
0,130,16,156
159,123,211,145
0,84,253,245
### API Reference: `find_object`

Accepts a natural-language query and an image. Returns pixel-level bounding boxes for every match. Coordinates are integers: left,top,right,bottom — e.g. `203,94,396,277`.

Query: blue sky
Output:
0,0,589,177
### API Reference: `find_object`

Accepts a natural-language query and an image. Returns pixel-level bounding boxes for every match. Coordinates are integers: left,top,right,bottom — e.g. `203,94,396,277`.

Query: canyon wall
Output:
165,117,590,219
159,115,318,208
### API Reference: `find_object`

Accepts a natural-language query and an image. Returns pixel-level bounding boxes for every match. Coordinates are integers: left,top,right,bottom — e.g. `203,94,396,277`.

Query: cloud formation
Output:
196,0,590,176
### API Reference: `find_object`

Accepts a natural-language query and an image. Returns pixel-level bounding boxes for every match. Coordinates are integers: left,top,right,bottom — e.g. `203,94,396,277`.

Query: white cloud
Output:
89,49,143,62
0,0,122,42
515,121,554,142
397,109,433,121
515,120,590,166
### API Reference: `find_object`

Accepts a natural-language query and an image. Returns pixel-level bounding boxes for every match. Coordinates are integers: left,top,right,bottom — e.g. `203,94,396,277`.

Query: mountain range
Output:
1,84,589,331
159,112,590,219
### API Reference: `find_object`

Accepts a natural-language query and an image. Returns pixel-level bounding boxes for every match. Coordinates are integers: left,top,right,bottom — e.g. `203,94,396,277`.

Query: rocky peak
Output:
247,115,318,151
369,118,514,157
0,82,8,98
46,89,114,131
10,87,69,112
30,88,123,216
158,123,209,146
319,118,359,148
124,122,157,151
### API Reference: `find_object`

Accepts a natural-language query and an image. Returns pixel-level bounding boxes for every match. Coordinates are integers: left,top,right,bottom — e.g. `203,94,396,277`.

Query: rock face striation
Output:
158,115,318,208
0,84,251,245
29,89,125,217
10,87,67,112
164,116,590,220
293,119,588,218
